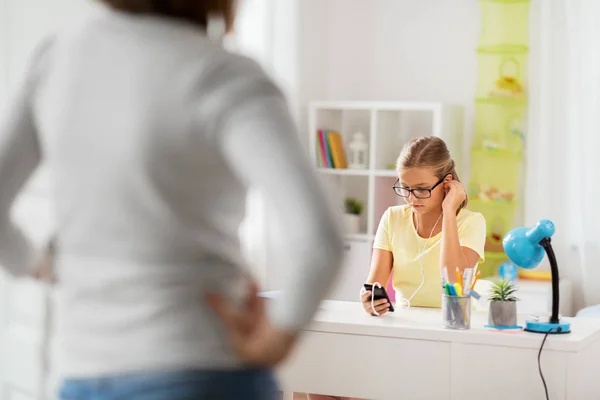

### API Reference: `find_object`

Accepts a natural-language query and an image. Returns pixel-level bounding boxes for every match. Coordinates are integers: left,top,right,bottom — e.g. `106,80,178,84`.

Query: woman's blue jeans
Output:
58,368,279,400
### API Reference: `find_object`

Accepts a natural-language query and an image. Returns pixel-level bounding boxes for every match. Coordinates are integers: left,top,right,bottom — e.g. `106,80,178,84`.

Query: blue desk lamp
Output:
503,219,571,334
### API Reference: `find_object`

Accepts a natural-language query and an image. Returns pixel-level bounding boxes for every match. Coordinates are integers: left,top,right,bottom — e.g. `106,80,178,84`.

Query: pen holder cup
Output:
442,294,472,330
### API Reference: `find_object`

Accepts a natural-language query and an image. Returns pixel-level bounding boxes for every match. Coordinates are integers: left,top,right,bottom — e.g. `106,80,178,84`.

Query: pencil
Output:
456,267,463,285
471,270,481,290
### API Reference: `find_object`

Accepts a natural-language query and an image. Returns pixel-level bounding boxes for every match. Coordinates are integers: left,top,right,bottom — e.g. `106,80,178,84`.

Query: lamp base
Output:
525,320,571,334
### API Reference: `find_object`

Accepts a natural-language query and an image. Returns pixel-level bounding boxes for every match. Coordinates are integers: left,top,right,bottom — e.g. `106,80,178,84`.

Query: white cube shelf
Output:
309,101,464,238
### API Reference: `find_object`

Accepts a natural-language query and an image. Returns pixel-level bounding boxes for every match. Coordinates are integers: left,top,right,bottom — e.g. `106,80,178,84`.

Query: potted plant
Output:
343,197,363,234
488,279,519,327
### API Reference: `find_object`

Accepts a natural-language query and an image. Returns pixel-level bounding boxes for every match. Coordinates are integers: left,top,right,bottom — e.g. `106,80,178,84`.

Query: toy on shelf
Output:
474,98,526,153
485,215,506,253
477,49,527,99
482,138,521,153
490,215,505,242
492,76,524,98
470,184,515,203
508,115,525,143
490,57,524,98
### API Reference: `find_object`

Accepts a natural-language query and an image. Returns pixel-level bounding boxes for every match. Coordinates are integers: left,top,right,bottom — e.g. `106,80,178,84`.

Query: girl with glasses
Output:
308,136,486,400
362,136,486,314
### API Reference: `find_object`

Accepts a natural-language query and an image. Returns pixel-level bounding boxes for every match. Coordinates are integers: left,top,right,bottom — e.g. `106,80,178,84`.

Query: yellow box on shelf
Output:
479,0,530,50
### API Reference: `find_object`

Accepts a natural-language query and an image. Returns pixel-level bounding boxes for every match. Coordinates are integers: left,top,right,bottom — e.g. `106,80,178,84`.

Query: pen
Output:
456,267,463,286
444,283,453,321
454,283,463,296
442,267,449,285
463,268,473,295
444,283,452,296
448,283,457,296
447,284,464,322
471,270,481,290
455,268,464,295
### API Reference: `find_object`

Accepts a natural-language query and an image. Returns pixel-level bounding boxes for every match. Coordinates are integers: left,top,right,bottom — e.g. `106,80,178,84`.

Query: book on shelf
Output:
316,130,348,169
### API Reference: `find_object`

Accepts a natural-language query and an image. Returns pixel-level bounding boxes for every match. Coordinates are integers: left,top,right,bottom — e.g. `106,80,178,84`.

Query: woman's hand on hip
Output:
31,238,55,283
206,281,297,368
360,287,389,316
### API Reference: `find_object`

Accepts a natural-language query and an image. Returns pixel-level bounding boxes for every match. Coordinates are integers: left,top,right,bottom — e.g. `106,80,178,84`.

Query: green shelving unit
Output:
470,0,530,277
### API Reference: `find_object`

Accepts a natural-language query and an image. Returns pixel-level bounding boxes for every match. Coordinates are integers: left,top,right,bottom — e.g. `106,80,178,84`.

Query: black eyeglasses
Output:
392,178,444,199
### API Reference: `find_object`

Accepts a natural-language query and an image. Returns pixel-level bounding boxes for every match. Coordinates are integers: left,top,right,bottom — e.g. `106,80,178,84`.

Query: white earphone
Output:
367,210,443,315
397,210,443,310
370,282,384,316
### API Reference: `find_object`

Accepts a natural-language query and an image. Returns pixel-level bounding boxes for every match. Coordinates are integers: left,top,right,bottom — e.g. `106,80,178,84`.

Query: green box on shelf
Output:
468,201,515,278
469,148,522,202
468,198,517,250
480,251,510,278
479,0,530,50
473,97,526,153
476,47,528,99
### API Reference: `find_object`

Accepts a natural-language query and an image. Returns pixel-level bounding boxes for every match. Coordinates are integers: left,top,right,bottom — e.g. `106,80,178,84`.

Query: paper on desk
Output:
258,290,281,299
472,279,492,311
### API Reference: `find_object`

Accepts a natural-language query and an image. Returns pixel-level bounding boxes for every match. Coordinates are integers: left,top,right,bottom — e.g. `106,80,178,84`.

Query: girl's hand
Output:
442,180,466,214
360,287,390,316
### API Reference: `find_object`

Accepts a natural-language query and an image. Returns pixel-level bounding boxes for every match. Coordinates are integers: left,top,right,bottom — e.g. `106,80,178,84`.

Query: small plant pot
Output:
488,301,517,327
343,213,361,234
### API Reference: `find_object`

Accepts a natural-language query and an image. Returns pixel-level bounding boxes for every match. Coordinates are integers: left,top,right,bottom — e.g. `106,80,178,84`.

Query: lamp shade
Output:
502,219,555,269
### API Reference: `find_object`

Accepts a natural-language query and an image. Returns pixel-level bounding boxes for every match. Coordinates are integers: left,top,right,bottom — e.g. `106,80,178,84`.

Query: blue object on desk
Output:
498,261,518,282
485,324,524,330
447,284,457,296
525,320,571,334
503,219,571,334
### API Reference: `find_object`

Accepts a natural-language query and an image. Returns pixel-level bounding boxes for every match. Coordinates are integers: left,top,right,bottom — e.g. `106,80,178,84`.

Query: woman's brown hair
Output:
99,0,237,32
396,136,467,213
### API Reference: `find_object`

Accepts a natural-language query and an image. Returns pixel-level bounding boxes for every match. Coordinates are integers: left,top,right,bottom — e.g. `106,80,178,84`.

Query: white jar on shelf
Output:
348,132,368,169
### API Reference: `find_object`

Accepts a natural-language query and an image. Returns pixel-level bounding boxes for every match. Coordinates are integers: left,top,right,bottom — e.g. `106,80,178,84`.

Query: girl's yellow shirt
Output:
373,205,486,308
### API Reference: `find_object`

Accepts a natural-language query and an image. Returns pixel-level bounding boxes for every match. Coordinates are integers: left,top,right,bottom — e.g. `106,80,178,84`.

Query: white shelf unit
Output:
309,101,464,301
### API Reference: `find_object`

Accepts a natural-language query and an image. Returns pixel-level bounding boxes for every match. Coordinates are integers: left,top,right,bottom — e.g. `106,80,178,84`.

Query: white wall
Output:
251,0,479,292
297,0,479,167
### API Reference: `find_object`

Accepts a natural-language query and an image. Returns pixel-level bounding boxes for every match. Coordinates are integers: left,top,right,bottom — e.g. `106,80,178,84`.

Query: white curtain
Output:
526,0,600,311
233,0,300,290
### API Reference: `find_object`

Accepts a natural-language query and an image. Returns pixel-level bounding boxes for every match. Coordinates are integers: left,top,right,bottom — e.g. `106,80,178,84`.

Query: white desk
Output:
278,301,600,400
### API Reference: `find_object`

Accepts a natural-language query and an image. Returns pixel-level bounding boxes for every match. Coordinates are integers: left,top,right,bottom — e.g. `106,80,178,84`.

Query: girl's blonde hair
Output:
396,136,467,213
